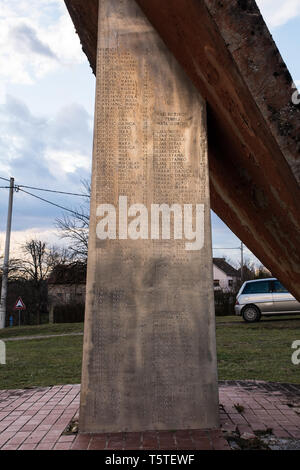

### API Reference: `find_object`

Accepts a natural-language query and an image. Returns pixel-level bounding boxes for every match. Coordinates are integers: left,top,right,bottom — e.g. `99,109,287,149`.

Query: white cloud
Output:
44,11,84,66
0,94,93,192
0,228,65,258
0,0,84,96
0,3,92,253
45,149,91,176
9,24,57,59
256,0,300,28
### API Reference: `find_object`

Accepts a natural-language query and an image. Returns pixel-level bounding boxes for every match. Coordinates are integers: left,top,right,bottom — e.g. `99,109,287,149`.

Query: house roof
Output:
213,258,239,278
48,262,87,285
63,0,300,302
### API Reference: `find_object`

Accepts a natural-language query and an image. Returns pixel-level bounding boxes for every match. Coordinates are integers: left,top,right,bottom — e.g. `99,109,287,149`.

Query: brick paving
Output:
0,381,299,450
71,428,228,450
219,380,300,440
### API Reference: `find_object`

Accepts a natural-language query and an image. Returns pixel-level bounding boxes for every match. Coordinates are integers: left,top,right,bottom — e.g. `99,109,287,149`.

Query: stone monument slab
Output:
80,0,219,433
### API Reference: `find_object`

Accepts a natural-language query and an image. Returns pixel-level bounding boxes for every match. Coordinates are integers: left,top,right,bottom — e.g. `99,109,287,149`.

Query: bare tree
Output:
0,256,22,283
55,179,90,260
237,257,256,278
15,240,71,324
255,264,272,279
19,241,56,280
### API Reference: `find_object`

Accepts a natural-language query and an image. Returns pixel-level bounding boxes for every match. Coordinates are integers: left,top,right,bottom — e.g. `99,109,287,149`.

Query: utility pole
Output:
240,241,244,283
0,178,15,329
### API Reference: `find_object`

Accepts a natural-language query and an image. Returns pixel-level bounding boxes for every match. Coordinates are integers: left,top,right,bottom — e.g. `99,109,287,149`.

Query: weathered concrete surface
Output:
79,0,219,433
64,0,300,300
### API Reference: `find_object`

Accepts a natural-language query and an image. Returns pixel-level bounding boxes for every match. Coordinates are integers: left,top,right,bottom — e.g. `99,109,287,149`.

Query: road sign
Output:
14,297,26,310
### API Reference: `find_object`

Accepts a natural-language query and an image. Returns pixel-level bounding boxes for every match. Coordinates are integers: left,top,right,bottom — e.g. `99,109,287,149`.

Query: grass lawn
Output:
216,315,300,383
0,322,84,340
0,316,300,390
0,335,83,390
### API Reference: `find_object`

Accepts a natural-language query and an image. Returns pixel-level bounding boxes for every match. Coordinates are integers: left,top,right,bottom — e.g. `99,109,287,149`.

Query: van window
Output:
273,281,288,293
242,281,271,294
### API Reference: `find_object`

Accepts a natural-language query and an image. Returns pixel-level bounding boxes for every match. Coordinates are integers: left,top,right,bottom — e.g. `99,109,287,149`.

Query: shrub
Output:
53,303,85,323
214,290,236,316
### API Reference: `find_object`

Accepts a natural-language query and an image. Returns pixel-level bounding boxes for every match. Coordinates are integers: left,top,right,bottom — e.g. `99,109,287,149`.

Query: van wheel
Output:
242,306,261,323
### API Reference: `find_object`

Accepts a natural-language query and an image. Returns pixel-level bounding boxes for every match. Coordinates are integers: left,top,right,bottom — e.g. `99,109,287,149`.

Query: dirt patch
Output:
63,417,79,436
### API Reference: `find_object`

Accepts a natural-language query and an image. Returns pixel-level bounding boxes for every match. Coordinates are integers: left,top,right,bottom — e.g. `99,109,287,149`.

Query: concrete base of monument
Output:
72,429,229,451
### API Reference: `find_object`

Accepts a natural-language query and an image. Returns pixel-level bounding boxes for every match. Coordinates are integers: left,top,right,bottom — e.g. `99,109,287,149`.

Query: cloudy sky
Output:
0,0,299,266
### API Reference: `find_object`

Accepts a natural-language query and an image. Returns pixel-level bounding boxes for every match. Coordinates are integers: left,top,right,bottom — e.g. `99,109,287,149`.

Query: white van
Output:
235,278,300,322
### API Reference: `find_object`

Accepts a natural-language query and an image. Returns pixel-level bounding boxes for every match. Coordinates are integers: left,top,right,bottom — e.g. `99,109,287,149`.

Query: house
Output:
213,258,239,291
48,262,87,306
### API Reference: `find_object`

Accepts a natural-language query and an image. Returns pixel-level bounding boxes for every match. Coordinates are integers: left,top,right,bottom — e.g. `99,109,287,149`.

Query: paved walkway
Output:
0,381,299,450
220,381,300,439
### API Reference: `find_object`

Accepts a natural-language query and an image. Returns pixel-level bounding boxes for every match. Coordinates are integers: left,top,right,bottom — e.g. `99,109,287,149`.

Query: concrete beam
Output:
64,0,300,299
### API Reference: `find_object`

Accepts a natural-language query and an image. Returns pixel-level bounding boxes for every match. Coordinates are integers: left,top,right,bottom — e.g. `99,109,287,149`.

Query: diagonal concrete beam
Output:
64,0,300,299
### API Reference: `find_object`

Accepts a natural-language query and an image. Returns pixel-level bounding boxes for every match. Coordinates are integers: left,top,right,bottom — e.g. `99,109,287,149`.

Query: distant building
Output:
48,259,238,304
48,262,87,306
213,258,239,291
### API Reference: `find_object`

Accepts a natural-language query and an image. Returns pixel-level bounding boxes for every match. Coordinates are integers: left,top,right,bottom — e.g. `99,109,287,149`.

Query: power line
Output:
213,246,251,253
0,175,90,197
2,176,249,266
213,246,241,250
17,184,90,198
0,184,89,218
18,188,89,219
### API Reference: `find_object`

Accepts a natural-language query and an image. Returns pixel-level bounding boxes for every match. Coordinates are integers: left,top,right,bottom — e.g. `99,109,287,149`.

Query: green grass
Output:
0,336,83,390
216,315,300,383
0,316,300,390
0,322,84,339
